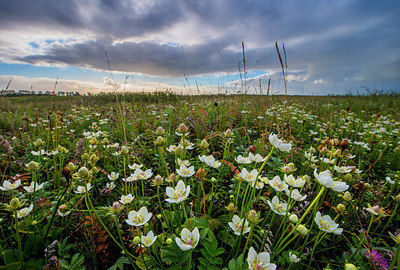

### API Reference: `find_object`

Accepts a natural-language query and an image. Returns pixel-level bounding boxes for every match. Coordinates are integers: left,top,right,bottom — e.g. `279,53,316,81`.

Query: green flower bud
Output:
395,194,400,203
89,137,97,145
199,139,209,149
67,162,77,172
120,146,129,155
247,210,260,224
89,153,99,164
132,236,141,245
154,136,165,146
166,238,173,245
344,173,353,184
175,145,184,156
289,214,298,223
296,224,308,236
7,197,23,211
344,263,358,270
156,126,165,136
336,203,346,215
81,153,90,161
224,129,233,137
26,160,40,171
178,123,189,134
226,203,236,212
343,191,353,201
153,175,163,186
77,167,89,179
33,138,44,147
102,138,109,145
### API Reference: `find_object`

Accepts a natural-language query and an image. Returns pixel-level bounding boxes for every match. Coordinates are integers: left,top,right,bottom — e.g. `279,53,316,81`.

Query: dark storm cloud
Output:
2,0,400,88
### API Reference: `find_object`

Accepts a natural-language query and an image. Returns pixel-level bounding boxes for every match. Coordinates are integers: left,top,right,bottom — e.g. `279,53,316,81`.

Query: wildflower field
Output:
0,93,399,269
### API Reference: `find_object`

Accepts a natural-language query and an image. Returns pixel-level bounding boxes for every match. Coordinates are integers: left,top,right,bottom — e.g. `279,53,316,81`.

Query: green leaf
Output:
107,256,130,270
226,254,247,270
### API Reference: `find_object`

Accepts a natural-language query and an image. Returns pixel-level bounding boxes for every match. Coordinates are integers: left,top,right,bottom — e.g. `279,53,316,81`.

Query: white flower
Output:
268,176,288,192
284,175,305,188
176,165,195,177
255,181,264,190
133,168,153,180
141,231,157,247
334,166,352,174
267,196,288,216
0,180,21,191
23,182,44,193
75,183,92,193
304,151,317,162
177,158,190,167
289,251,300,263
269,133,292,152
31,149,46,156
386,177,395,184
235,155,252,164
228,215,251,235
285,188,307,201
314,169,334,188
165,180,190,203
314,211,343,235
247,247,277,270
365,205,387,216
119,194,134,204
122,174,135,182
239,168,258,183
248,153,266,163
166,145,177,153
17,204,33,219
125,207,152,226
320,157,335,164
128,163,143,170
175,227,199,251
107,172,119,181
331,181,349,192
106,182,116,190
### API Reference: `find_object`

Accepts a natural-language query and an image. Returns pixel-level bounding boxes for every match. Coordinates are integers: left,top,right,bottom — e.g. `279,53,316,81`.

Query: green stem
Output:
13,211,24,266
388,243,399,270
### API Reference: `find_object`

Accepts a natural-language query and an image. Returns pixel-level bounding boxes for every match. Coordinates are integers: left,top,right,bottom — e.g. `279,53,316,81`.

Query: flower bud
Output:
154,136,165,146
339,139,349,150
289,214,298,223
344,174,353,184
247,210,260,224
198,139,209,149
67,162,77,172
89,137,97,145
132,236,141,245
321,147,328,154
224,129,233,137
332,138,339,146
226,203,236,212
110,201,123,213
77,166,89,179
120,146,129,155
296,224,308,236
395,194,400,203
344,263,358,270
26,160,40,171
157,214,162,219
336,203,346,215
334,149,342,157
33,138,44,147
195,168,207,180
166,238,173,245
59,204,69,214
81,153,90,161
178,123,189,134
91,167,99,174
153,175,163,186
168,173,176,183
7,197,23,211
89,153,99,164
156,126,165,136
102,138,109,145
175,145,184,156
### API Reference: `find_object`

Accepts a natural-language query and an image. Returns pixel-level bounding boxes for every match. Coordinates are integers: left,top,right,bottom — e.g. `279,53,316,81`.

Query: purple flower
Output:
366,250,389,270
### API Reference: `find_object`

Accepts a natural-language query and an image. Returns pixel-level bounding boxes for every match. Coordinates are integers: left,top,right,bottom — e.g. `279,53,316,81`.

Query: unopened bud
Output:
89,153,99,164
321,147,328,154
77,167,89,179
59,204,69,214
195,168,207,180
289,214,298,223
199,139,209,149
344,263,358,270
334,149,342,157
168,173,176,183
26,161,40,171
67,162,77,172
110,201,123,213
178,123,189,134
166,238,173,245
226,203,236,212
336,203,346,215
343,191,353,201
157,214,162,219
8,197,23,211
81,153,89,161
332,138,339,146
296,224,308,236
132,236,141,245
153,175,163,186
89,137,97,145
156,126,165,136
395,194,400,203
175,145,184,156
247,210,260,224
120,146,129,155
33,138,44,147
224,129,233,137
344,174,353,184
102,138,109,145
155,136,165,146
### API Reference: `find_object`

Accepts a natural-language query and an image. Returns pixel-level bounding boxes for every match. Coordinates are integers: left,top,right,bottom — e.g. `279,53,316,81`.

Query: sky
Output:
0,0,399,95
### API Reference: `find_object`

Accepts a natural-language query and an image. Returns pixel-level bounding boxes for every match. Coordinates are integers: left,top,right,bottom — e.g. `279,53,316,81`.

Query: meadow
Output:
0,92,399,269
